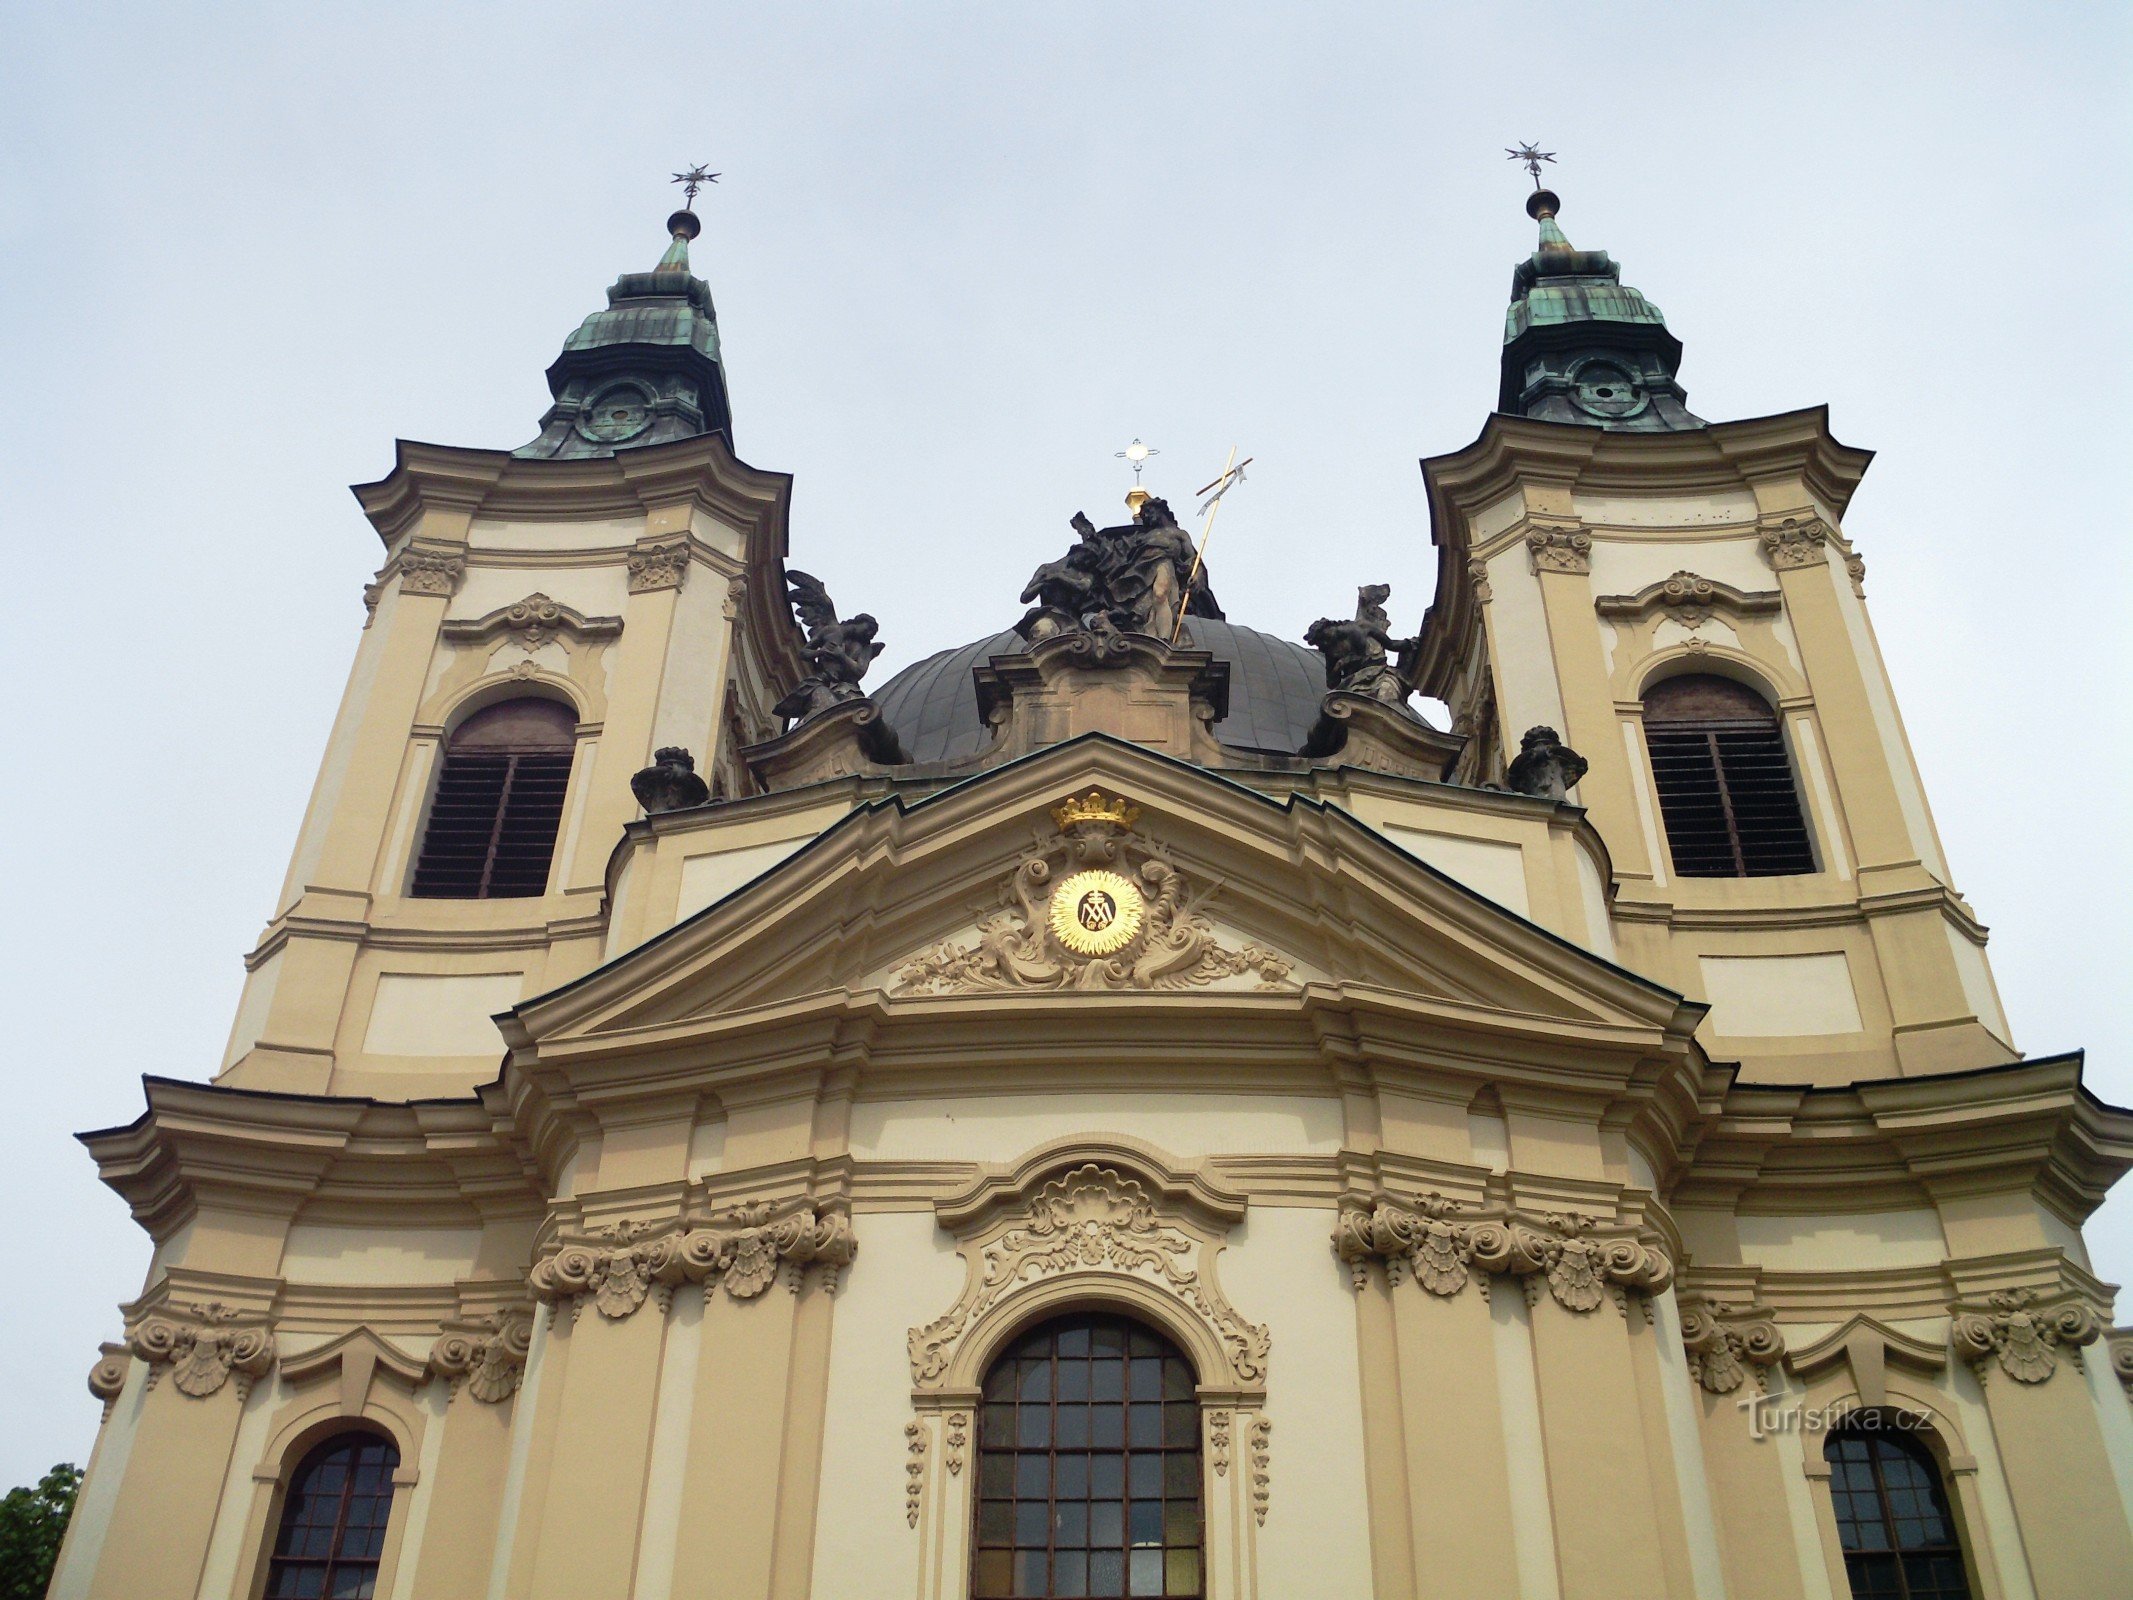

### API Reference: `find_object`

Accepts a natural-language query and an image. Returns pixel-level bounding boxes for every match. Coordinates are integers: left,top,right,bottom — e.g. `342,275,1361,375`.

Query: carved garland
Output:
528,1204,858,1323
427,1310,536,1403
1950,1289,2101,1385
127,1302,276,1400
1678,1297,1787,1394
1333,1195,1673,1316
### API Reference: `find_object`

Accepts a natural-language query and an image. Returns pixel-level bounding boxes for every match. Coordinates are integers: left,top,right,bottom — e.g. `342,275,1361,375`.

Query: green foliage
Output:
0,1465,82,1600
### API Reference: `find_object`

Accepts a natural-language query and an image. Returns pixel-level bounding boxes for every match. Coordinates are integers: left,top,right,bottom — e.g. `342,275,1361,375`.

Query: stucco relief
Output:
397,549,465,597
1757,516,1832,571
627,538,692,593
87,1342,130,1421
427,1310,535,1402
1950,1288,2101,1385
1678,1297,1787,1394
891,795,1294,996
908,1164,1269,1390
1333,1194,1673,1315
127,1301,276,1400
1525,525,1593,575
529,1202,858,1323
440,592,623,654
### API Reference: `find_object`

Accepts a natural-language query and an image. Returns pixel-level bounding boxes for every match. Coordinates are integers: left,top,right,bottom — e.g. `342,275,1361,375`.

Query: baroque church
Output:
49,180,2133,1600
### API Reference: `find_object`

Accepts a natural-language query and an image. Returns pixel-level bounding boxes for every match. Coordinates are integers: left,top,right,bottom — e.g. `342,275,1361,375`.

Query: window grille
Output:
974,1313,1204,1598
264,1433,399,1599
411,699,576,899
1825,1422,1973,1600
1643,674,1814,877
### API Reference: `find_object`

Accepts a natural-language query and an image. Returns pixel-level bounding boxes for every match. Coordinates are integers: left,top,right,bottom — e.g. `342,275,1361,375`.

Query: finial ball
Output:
1526,188,1561,222
667,209,702,242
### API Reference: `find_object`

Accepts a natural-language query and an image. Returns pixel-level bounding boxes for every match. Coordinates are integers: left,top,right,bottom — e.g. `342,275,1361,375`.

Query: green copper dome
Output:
516,211,734,460
1498,191,1701,432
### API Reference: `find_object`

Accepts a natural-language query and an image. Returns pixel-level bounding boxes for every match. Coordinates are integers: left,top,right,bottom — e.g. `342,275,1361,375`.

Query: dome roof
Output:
873,620,1329,765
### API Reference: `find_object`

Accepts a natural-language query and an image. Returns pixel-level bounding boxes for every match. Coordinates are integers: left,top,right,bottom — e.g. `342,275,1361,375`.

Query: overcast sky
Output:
2,4,2127,1491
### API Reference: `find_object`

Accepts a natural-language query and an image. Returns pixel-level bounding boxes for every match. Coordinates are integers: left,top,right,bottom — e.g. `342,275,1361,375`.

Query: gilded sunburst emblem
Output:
1048,869,1145,957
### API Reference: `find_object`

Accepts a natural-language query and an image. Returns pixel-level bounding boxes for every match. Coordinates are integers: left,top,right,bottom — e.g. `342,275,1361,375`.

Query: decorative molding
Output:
722,576,746,620
1466,557,1493,603
127,1301,276,1400
910,1163,1269,1391
1758,516,1833,572
1678,1296,1786,1394
1247,1416,1271,1526
1333,1195,1674,1315
2107,1328,2133,1400
1594,570,1783,629
904,1420,926,1528
1950,1288,2101,1385
397,548,465,597
628,538,692,593
1786,1314,1945,1409
427,1310,535,1403
945,1411,969,1476
1845,552,1867,597
1209,1409,1232,1476
361,580,383,628
440,592,623,653
1525,525,1593,575
892,797,1294,996
528,1204,858,1323
88,1342,129,1422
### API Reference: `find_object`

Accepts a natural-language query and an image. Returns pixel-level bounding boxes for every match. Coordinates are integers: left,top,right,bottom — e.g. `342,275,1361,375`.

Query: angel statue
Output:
1303,583,1421,706
773,570,884,724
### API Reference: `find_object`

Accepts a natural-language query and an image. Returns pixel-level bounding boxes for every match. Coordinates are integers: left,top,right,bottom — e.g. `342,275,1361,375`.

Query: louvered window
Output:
1825,1422,1973,1599
411,699,576,899
264,1432,399,1599
1643,674,1814,878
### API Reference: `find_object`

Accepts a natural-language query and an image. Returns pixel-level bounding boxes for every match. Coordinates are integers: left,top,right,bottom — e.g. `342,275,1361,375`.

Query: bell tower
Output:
217,207,801,1101
1418,186,2014,1082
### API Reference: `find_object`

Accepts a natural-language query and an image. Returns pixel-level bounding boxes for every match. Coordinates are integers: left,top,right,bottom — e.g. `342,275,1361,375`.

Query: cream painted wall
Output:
809,1210,971,1600
279,1224,484,1286
221,948,284,1069
1734,1209,1947,1271
447,564,629,623
466,515,644,552
278,603,393,914
1488,1282,1560,1600
47,1364,148,1600
1482,546,1568,740
1570,492,1758,528
1698,953,1863,1038
675,837,816,924
362,971,525,1056
1573,848,1618,962
1822,559,1948,880
1383,824,1531,919
648,562,729,759
849,1093,1345,1162
1212,1205,1376,1598
1585,533,1768,596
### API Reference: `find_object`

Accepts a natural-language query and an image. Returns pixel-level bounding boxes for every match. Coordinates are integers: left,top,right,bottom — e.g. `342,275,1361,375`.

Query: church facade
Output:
49,187,2133,1600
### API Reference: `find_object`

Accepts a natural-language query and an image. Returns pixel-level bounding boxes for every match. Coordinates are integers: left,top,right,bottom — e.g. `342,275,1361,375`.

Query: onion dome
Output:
1499,189,1702,432
516,209,734,459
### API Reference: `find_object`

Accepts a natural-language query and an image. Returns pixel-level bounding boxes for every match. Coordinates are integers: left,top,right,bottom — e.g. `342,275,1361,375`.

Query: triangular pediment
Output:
511,740,1695,1080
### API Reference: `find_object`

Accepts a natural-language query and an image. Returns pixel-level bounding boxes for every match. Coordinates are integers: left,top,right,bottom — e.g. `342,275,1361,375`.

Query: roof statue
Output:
773,570,886,725
1303,584,1422,707
1014,494,1224,647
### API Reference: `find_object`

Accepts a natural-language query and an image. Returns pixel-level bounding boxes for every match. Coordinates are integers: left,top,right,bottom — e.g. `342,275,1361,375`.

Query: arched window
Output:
974,1313,1203,1599
1825,1420,1973,1600
411,699,577,898
264,1432,399,1599
1642,674,1815,877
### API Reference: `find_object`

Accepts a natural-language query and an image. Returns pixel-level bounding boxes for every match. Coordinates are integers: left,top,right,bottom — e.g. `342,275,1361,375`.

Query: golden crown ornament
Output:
1052,791,1141,833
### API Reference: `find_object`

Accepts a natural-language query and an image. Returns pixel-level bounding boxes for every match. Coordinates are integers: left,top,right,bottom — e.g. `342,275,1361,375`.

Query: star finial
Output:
1115,437,1159,485
1505,143,1556,188
671,164,721,210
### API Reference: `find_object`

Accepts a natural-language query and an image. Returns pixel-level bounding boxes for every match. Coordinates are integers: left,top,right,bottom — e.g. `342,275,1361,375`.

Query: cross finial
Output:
1115,437,1159,485
1506,143,1556,188
671,164,721,210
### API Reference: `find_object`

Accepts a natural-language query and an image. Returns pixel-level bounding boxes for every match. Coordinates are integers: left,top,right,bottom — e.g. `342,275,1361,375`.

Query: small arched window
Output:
264,1432,399,1599
975,1312,1203,1599
411,699,577,898
1825,1420,1973,1600
1642,673,1814,877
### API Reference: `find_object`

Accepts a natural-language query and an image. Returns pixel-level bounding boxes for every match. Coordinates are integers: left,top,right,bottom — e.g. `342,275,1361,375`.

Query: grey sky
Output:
2,4,2127,1490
